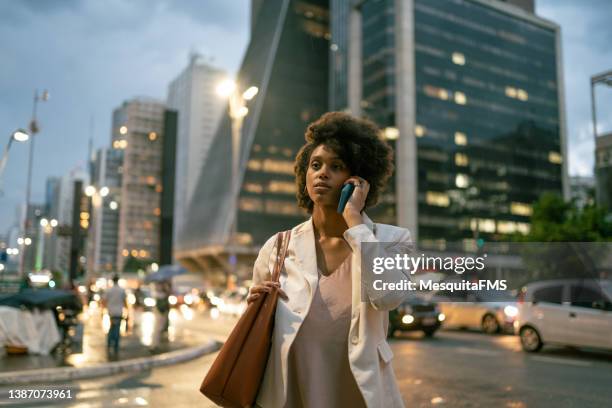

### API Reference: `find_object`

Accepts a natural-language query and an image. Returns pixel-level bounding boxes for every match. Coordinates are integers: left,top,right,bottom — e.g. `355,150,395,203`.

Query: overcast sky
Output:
0,0,611,234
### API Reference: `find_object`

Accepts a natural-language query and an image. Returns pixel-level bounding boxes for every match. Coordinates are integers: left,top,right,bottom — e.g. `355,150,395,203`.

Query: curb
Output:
0,340,220,385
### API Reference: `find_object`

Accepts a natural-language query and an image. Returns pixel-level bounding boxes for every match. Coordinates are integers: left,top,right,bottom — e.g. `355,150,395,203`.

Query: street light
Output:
19,89,49,280
216,78,259,285
0,129,31,192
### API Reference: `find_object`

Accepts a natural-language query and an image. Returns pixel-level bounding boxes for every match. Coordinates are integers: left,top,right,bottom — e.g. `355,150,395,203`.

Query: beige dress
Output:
284,256,366,408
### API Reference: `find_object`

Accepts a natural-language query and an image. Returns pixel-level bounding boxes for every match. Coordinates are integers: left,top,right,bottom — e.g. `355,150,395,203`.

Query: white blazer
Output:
252,213,414,408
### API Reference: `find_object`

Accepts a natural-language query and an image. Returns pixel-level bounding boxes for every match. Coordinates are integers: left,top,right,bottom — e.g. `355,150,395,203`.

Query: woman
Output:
248,112,414,408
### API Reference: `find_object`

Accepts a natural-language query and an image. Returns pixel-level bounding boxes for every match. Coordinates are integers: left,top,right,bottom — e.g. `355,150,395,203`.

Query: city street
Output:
2,313,611,407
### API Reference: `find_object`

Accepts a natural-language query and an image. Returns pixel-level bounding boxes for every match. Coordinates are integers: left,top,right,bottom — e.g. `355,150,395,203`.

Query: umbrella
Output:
144,265,187,284
0,288,82,311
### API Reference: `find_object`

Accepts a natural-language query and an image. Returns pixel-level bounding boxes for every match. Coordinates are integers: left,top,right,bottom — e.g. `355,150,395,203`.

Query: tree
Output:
516,193,612,242
512,193,612,282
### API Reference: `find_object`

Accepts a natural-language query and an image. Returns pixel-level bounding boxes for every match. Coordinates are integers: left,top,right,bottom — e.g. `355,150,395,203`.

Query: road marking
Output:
531,356,593,367
456,347,501,357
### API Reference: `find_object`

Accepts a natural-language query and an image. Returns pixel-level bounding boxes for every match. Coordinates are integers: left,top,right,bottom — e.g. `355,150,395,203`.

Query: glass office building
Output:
331,0,567,248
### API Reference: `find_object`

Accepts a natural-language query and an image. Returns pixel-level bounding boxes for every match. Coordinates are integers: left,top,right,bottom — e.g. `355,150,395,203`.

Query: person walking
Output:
247,112,413,408
103,274,127,356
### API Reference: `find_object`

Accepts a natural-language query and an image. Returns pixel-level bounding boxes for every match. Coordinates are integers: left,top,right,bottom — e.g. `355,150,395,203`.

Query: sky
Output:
0,0,611,234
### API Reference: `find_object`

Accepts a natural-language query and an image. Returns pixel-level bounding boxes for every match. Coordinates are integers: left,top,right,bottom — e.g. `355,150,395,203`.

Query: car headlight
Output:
438,313,445,322
504,305,518,318
144,297,156,308
402,314,415,324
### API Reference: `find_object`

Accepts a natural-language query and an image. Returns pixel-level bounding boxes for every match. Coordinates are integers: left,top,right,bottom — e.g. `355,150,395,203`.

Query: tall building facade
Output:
86,147,123,273
176,0,330,279
112,98,177,271
53,168,89,274
167,54,227,245
331,0,567,248
595,132,612,212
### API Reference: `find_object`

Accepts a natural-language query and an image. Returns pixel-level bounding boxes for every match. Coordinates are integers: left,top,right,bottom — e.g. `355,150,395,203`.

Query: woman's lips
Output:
313,185,331,193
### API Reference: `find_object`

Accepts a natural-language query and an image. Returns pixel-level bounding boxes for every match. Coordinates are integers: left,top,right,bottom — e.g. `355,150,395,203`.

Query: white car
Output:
428,289,518,334
516,279,612,352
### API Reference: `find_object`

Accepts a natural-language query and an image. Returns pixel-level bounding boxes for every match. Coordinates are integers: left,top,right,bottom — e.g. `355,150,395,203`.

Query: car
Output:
428,289,518,334
516,279,612,352
388,295,444,338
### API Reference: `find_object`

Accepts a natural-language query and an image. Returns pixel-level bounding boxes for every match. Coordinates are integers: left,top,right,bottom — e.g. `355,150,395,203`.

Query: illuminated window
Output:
548,151,562,164
426,191,450,207
505,86,517,98
239,197,263,212
455,174,469,188
253,144,262,152
119,126,128,135
452,52,466,65
414,125,426,137
471,218,496,233
455,153,469,166
268,181,296,194
153,208,161,216
454,91,467,105
454,132,468,145
424,85,449,101
265,200,300,215
155,185,162,193
146,176,156,185
268,146,278,154
383,127,399,140
516,223,531,234
139,250,146,258
244,183,264,193
262,159,294,175
131,249,138,257
517,89,528,101
510,202,532,216
148,132,157,141
122,249,129,257
282,148,293,157
247,159,262,171
497,221,517,234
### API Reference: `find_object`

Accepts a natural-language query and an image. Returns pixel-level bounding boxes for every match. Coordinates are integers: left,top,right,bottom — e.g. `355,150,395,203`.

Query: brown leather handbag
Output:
200,230,291,407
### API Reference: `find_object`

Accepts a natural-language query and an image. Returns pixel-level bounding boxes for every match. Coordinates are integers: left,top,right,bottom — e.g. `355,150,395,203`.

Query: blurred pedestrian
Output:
246,112,412,407
151,280,171,351
102,274,127,356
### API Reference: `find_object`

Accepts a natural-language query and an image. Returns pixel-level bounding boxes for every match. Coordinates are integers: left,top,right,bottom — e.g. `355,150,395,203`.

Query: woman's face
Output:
306,144,351,209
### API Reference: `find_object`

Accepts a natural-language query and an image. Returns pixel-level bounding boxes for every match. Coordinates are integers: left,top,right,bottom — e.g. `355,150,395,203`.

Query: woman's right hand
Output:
247,281,289,304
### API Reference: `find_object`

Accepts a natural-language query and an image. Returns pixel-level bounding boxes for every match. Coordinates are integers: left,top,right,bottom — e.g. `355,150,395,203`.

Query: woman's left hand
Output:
342,176,369,228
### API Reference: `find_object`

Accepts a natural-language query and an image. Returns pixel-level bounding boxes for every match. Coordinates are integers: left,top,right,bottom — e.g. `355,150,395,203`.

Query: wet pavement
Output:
0,304,211,373
2,319,611,407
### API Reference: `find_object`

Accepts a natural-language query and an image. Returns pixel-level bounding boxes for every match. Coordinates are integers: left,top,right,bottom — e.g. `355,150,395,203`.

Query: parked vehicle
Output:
388,295,444,338
516,279,612,352
428,289,518,334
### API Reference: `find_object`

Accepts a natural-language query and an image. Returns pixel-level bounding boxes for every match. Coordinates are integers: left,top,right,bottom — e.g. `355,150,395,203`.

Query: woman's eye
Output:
311,162,320,169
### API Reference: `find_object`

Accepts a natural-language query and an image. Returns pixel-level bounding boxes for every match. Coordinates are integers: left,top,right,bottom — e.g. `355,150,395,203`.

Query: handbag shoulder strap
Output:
271,230,291,282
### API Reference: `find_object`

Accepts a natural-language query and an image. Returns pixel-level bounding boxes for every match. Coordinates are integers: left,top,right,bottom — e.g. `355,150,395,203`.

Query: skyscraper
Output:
175,0,330,278
167,54,227,246
86,147,123,273
112,98,177,271
331,0,567,248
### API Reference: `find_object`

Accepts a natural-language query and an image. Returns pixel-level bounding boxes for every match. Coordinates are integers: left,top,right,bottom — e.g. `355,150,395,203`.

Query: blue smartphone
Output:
337,183,355,213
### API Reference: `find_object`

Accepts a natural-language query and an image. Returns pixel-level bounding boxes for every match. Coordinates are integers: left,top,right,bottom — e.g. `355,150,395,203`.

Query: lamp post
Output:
0,129,30,193
19,89,49,280
216,80,258,286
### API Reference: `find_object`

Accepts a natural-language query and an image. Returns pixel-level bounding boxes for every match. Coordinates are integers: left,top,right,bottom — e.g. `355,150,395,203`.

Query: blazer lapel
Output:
292,217,318,295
